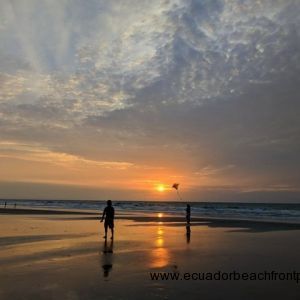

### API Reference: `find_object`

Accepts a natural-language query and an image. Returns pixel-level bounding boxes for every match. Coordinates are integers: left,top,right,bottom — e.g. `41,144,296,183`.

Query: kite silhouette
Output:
172,183,182,201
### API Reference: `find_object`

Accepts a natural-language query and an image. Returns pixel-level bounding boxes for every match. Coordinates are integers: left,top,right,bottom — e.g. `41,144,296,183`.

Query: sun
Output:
156,184,166,192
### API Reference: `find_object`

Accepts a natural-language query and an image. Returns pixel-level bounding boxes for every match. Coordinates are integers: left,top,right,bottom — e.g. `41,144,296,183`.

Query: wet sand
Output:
0,209,300,300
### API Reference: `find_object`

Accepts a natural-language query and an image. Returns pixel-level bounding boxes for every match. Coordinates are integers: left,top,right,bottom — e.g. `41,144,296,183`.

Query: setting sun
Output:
156,184,166,192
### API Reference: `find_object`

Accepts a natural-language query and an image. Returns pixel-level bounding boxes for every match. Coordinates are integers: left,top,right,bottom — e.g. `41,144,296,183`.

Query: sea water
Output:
1,199,300,223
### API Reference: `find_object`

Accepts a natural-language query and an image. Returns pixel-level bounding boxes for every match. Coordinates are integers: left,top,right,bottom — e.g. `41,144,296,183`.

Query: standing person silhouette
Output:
186,204,191,239
100,200,115,240
186,204,191,224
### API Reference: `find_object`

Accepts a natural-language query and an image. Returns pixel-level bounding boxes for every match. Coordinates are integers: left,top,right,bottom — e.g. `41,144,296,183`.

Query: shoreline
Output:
1,208,300,232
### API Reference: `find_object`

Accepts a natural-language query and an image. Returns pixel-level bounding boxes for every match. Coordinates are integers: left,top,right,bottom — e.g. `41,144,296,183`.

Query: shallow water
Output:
2,199,300,223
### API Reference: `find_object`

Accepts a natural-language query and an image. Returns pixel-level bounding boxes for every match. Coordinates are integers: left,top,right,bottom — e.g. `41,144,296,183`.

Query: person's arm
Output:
100,208,106,222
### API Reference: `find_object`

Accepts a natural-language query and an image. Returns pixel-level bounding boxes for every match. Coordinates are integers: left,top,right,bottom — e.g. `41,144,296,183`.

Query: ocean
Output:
1,199,300,223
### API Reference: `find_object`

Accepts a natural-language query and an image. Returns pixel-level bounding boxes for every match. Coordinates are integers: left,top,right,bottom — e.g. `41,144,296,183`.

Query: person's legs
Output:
109,221,114,239
186,214,190,224
104,222,108,239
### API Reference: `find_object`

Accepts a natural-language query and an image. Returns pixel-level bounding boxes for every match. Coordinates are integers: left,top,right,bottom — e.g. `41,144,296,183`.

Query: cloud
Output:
1,0,299,116
0,141,133,170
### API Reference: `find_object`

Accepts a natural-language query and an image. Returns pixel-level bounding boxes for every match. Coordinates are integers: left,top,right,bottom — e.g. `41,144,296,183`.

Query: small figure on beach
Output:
4,201,7,208
186,204,191,243
186,204,191,224
100,200,115,240
14,203,16,209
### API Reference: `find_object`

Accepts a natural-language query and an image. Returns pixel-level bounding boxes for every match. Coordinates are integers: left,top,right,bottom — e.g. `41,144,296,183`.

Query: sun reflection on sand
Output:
157,213,163,218
157,227,163,236
156,237,164,247
150,225,170,268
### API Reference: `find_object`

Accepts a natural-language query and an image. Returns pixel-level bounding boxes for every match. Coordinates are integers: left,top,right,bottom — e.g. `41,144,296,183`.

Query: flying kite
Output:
172,183,179,190
172,183,182,201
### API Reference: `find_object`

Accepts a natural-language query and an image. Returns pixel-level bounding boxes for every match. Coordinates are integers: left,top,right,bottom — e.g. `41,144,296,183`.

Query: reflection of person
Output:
102,238,114,278
185,204,191,243
100,200,115,239
186,226,191,244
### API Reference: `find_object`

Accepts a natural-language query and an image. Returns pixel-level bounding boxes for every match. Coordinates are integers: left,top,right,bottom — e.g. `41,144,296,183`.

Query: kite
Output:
172,183,182,201
172,183,179,190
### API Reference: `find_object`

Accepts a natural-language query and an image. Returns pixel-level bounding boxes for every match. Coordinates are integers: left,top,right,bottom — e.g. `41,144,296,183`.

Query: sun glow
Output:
156,184,166,192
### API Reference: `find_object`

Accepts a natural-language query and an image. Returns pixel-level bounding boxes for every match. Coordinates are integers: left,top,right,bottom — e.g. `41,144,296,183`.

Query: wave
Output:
2,199,300,223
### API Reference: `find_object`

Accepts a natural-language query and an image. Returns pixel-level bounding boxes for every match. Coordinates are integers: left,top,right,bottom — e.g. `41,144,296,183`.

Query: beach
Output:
0,208,300,300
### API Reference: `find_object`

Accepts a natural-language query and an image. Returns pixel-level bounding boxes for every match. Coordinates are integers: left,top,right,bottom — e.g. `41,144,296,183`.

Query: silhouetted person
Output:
100,200,114,239
14,203,16,209
4,202,7,208
102,238,114,278
186,204,191,224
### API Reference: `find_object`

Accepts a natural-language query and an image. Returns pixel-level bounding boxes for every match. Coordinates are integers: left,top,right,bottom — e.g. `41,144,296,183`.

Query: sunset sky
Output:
0,0,299,201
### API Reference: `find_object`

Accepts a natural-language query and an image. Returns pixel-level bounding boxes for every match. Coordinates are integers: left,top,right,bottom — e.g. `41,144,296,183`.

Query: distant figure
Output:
186,204,191,224
102,238,114,278
4,201,7,208
100,200,115,239
186,204,191,243
14,203,16,209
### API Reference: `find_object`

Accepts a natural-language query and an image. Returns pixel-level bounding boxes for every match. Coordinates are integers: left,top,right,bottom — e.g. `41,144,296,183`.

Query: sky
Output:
0,0,300,202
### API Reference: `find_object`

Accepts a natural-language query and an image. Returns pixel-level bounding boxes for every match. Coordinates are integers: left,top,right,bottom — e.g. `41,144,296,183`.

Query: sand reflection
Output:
101,238,114,279
150,224,170,268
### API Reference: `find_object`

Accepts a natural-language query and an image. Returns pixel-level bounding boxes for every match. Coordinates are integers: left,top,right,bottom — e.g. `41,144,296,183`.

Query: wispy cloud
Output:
0,141,133,170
